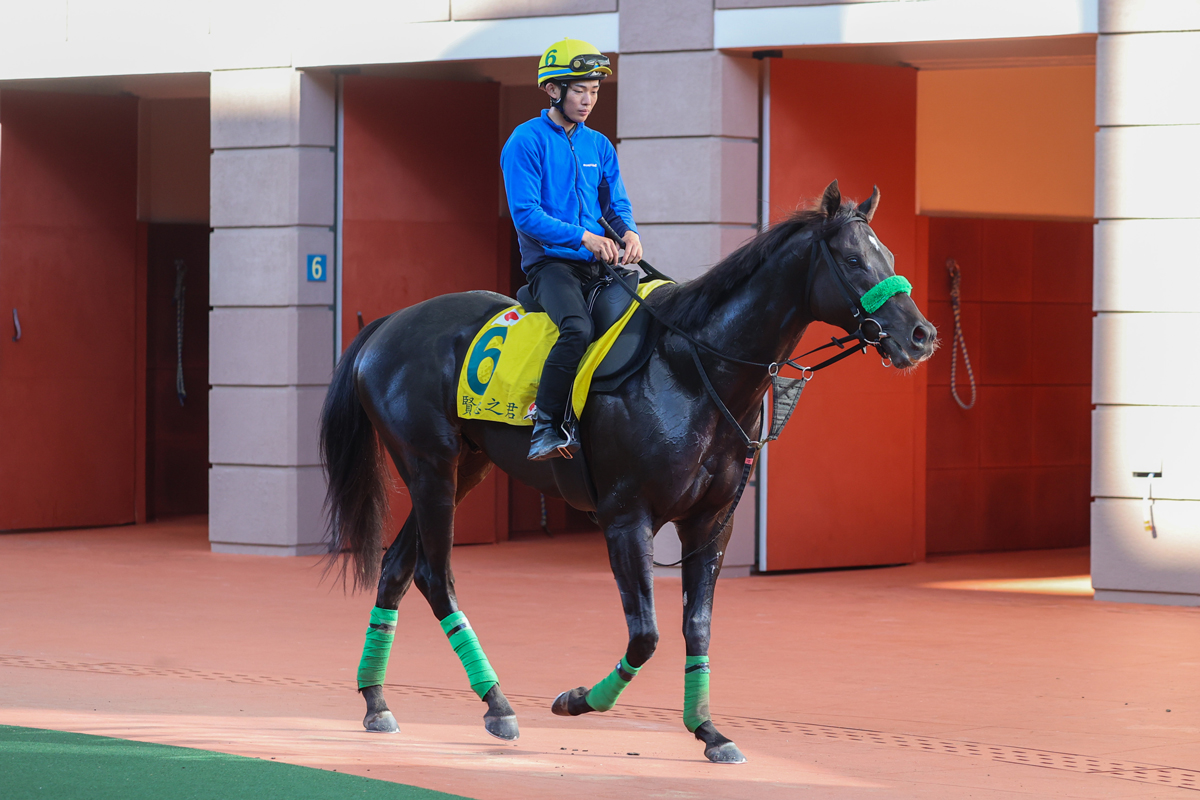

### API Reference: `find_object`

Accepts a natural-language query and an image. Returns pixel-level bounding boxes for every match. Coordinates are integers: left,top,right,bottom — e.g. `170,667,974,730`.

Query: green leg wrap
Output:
439,611,498,699
357,606,398,689
683,655,711,732
585,656,642,712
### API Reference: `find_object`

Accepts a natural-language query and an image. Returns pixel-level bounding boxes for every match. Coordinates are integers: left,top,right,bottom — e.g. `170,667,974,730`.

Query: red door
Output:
342,77,505,544
764,61,927,570
0,92,140,531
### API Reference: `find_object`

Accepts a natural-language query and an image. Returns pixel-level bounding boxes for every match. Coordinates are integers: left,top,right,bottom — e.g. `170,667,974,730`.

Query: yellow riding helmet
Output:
537,38,612,86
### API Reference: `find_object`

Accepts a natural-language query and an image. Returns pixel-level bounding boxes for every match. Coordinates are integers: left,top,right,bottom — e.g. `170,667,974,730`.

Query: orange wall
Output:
917,66,1095,220
767,59,927,571
137,98,210,224
0,91,140,530
924,217,1092,553
342,76,505,546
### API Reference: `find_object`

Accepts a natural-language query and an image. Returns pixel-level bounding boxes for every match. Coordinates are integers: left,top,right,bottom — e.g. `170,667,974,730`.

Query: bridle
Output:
795,216,914,373
598,213,913,382
593,214,913,567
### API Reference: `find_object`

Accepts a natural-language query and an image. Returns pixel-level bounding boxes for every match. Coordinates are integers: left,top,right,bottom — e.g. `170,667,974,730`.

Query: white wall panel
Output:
1094,220,1200,312
1100,0,1200,33
1092,313,1200,406
209,465,327,553
1092,406,1200,500
209,227,335,308
209,307,334,387
1091,497,1200,598
621,138,758,225
208,386,325,467
1095,126,1200,220
1097,32,1200,126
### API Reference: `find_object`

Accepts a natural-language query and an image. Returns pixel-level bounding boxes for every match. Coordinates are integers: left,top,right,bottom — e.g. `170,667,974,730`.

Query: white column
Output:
208,68,337,555
619,0,760,575
1091,1,1200,604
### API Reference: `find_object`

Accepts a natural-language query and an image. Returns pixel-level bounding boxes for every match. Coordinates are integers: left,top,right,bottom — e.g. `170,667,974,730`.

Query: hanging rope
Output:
946,258,976,410
173,259,187,406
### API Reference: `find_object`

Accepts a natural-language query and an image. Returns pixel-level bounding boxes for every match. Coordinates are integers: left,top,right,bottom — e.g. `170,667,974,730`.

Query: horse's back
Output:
354,290,515,423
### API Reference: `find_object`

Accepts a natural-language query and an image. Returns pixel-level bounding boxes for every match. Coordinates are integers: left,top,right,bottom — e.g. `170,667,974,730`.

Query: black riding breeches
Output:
526,259,598,421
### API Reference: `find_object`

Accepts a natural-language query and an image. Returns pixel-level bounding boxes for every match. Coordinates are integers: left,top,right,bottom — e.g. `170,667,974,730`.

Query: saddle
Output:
514,267,655,390
515,268,661,513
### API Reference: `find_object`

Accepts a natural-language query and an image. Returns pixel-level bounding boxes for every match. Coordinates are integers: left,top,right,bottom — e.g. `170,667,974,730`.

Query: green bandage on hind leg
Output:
357,606,398,689
439,611,498,699
585,656,642,712
683,655,711,732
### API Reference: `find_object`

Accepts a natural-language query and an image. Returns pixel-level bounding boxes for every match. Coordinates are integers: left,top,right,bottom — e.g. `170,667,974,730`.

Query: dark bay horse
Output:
320,181,937,763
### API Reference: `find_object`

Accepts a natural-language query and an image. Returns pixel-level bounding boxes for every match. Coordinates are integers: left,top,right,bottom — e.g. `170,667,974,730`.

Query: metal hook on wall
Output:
11,308,21,342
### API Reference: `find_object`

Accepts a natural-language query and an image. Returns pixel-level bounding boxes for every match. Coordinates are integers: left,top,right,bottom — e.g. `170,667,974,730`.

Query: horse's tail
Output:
320,315,392,593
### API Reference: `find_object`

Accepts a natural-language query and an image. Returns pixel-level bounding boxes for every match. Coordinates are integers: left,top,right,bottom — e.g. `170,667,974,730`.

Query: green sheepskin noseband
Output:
860,275,912,315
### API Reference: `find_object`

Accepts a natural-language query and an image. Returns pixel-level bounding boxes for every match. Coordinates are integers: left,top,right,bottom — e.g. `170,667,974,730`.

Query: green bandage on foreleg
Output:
357,606,398,689
585,656,641,712
683,655,711,732
439,611,498,699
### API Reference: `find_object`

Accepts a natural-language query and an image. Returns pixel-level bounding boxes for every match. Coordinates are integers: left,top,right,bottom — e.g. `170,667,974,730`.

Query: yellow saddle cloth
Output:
457,280,670,426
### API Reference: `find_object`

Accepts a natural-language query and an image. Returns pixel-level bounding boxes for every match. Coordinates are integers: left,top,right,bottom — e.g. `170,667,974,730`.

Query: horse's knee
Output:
627,626,659,666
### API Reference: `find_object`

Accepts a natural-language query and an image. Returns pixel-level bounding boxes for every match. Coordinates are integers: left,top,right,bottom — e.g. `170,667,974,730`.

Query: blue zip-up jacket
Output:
501,109,638,272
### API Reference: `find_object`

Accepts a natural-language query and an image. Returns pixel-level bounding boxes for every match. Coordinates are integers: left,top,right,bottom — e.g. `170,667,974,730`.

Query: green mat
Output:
0,725,471,800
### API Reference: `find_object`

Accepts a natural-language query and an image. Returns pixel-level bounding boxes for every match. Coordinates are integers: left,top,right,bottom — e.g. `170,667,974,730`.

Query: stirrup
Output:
556,420,579,460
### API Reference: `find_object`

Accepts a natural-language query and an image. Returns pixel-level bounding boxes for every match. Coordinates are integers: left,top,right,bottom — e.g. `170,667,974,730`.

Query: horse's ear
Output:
819,180,841,218
857,185,881,222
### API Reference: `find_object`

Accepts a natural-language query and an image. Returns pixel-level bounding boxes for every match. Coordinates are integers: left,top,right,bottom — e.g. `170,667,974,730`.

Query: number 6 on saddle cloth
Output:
456,269,666,511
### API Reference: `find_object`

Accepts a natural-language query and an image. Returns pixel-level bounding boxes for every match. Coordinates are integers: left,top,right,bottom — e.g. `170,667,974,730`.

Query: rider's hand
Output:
582,230,621,264
621,232,643,266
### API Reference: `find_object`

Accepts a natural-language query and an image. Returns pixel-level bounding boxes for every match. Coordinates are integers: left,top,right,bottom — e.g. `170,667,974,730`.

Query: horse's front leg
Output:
552,512,658,717
676,507,747,763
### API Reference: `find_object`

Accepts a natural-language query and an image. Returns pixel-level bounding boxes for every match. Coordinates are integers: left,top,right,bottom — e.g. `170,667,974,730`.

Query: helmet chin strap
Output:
550,80,578,126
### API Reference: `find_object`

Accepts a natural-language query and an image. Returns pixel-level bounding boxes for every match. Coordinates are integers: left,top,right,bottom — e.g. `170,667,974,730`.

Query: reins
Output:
594,215,912,568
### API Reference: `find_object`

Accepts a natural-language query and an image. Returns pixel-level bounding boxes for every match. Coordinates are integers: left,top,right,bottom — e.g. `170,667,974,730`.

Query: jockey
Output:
501,38,642,461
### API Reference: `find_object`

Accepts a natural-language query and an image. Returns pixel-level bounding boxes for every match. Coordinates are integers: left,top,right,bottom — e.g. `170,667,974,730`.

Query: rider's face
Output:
547,80,600,123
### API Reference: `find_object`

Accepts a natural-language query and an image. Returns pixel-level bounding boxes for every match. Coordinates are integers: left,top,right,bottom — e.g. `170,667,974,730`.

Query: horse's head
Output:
807,180,937,369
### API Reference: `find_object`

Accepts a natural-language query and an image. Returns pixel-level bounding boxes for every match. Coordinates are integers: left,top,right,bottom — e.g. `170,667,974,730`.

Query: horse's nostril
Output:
912,325,927,344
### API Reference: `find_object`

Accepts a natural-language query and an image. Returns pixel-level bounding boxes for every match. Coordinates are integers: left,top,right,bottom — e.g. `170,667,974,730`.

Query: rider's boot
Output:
527,408,579,461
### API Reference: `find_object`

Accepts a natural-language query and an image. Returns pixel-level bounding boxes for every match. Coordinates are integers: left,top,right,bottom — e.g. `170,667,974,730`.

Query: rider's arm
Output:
599,137,638,238
501,135,587,249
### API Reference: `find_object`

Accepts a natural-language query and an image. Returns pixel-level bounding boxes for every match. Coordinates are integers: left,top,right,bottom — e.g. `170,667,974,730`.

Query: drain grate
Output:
2,653,1197,791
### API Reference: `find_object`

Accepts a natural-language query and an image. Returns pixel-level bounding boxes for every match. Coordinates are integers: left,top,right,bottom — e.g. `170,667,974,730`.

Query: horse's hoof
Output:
363,710,399,733
705,741,747,764
551,686,590,716
484,714,520,741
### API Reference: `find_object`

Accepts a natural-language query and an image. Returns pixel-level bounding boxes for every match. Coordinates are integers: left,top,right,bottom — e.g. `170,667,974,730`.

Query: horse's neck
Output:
689,241,814,419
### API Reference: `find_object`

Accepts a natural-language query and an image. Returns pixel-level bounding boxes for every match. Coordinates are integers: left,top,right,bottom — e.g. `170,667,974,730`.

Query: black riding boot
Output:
527,409,579,461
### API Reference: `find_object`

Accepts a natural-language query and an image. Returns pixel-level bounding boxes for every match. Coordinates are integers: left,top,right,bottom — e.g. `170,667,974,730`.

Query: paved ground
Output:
1,517,1198,798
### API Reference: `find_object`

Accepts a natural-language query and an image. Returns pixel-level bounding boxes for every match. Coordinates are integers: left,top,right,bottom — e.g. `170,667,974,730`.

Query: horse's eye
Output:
846,256,861,267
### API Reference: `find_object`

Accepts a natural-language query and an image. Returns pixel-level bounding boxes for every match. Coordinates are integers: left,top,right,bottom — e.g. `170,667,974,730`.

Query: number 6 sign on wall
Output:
306,254,328,282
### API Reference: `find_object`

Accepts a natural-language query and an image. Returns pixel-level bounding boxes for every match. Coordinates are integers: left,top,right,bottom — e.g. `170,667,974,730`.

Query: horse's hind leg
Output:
359,510,420,733
409,448,519,741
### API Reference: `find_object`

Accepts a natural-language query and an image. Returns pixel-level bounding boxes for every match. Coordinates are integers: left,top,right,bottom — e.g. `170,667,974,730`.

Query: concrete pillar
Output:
1091,1,1200,604
208,68,337,555
618,0,760,575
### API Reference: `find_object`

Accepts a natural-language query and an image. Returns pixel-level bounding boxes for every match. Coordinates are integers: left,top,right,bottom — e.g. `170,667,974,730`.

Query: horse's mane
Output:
648,200,863,331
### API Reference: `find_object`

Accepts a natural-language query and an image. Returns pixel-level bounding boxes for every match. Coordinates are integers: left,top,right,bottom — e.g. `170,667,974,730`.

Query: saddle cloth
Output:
457,280,670,425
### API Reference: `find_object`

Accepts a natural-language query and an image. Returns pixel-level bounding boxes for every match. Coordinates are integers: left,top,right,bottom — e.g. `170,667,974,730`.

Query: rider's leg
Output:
525,260,594,459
